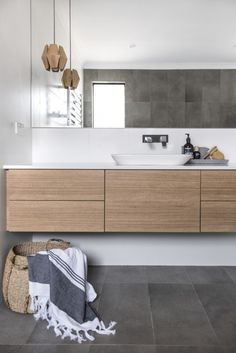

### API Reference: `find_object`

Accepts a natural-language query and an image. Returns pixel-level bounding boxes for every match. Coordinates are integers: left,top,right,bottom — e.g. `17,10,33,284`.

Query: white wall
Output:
0,0,32,295
33,127,236,265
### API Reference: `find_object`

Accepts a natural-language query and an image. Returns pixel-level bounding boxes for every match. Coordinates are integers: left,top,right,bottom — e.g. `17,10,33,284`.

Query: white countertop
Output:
3,163,236,170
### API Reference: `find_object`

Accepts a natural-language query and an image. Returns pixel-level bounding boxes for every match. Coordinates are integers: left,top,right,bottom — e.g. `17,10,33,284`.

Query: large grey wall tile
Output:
185,70,203,102
202,70,220,102
168,102,185,128
149,284,217,345
202,102,220,128
126,102,151,127
220,103,236,128
95,283,154,344
97,69,122,82
151,101,168,127
220,70,236,103
132,70,150,102
84,70,98,102
168,71,185,101
150,71,168,101
195,283,236,345
185,103,203,128
119,70,134,102
83,101,92,127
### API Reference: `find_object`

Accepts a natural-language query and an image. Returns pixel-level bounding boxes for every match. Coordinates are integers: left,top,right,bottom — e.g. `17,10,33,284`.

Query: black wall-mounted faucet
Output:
142,134,169,147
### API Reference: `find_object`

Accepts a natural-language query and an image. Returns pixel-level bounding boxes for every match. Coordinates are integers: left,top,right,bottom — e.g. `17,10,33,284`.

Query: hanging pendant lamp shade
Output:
61,0,80,90
62,69,80,89
41,0,67,72
41,44,67,72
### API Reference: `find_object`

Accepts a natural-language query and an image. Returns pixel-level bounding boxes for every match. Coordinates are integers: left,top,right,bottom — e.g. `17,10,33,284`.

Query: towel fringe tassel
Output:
32,296,116,343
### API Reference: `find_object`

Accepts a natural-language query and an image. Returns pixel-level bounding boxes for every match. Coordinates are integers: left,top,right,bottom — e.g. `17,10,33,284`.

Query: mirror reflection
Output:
31,0,236,128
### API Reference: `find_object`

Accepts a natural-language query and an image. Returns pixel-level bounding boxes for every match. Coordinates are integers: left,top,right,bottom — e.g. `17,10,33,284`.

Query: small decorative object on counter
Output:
187,146,228,165
203,146,225,160
183,133,194,156
193,146,201,159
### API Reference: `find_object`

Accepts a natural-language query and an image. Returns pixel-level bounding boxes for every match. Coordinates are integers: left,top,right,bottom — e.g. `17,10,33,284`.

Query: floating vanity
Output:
4,164,236,233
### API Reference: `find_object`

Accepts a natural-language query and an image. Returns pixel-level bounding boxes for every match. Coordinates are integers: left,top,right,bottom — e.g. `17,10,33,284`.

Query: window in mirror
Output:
93,83,125,128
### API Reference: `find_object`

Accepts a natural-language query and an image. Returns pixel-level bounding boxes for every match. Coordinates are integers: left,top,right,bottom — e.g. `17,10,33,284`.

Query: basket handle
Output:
46,238,69,251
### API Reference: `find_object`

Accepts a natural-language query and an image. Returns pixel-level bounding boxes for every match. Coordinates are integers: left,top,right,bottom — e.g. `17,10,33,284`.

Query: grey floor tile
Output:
186,267,233,284
149,284,217,345
90,345,155,353
19,345,90,353
223,347,236,353
0,346,21,353
195,283,236,345
155,347,223,353
88,266,109,284
224,267,236,283
105,266,146,284
0,304,37,345
144,266,189,284
95,283,154,344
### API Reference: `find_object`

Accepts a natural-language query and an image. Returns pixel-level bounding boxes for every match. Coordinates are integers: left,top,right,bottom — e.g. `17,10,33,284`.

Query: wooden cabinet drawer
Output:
7,201,104,232
201,171,236,201
6,170,104,201
105,170,200,232
201,201,236,232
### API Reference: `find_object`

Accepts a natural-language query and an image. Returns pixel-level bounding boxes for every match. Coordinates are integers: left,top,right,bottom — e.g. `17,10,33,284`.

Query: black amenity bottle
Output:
183,133,194,156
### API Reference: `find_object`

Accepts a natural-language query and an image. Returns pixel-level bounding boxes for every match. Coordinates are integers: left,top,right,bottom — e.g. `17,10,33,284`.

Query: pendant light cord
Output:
69,0,72,69
53,0,56,44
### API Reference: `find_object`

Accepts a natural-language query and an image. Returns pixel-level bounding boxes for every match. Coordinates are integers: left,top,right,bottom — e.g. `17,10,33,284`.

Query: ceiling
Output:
70,0,236,69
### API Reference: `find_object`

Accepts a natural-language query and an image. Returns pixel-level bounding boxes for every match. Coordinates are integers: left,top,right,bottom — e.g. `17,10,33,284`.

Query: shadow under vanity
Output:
5,167,236,233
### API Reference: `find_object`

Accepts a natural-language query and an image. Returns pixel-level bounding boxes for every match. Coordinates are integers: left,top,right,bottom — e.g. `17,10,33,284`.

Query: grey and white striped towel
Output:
27,247,116,343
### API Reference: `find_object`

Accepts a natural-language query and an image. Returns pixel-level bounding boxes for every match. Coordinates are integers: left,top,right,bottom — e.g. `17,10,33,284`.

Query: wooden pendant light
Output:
62,69,80,89
41,0,67,72
41,44,67,72
61,0,80,90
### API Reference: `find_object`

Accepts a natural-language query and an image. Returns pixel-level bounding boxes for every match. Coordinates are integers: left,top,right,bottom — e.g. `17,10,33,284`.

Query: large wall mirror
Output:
31,0,236,128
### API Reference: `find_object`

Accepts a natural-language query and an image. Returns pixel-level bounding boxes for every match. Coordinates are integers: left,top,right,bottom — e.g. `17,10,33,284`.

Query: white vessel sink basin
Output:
112,154,191,166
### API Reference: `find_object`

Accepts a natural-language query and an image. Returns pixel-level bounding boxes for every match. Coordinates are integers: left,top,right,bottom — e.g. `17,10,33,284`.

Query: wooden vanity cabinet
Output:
7,169,236,233
105,170,200,232
6,170,105,232
201,171,236,232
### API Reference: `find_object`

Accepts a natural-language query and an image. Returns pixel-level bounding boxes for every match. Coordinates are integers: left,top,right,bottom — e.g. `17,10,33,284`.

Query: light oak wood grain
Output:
201,171,236,201
7,170,104,201
201,201,236,232
105,170,200,232
7,201,104,232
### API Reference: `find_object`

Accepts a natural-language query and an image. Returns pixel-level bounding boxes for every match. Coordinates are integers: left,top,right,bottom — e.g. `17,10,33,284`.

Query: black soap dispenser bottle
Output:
184,133,194,156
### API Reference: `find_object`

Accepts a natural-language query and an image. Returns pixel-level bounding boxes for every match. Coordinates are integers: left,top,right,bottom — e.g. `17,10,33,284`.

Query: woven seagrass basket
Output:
2,239,70,314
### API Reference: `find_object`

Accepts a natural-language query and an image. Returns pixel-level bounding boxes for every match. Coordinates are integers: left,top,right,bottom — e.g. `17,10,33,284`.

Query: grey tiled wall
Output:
83,69,236,128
